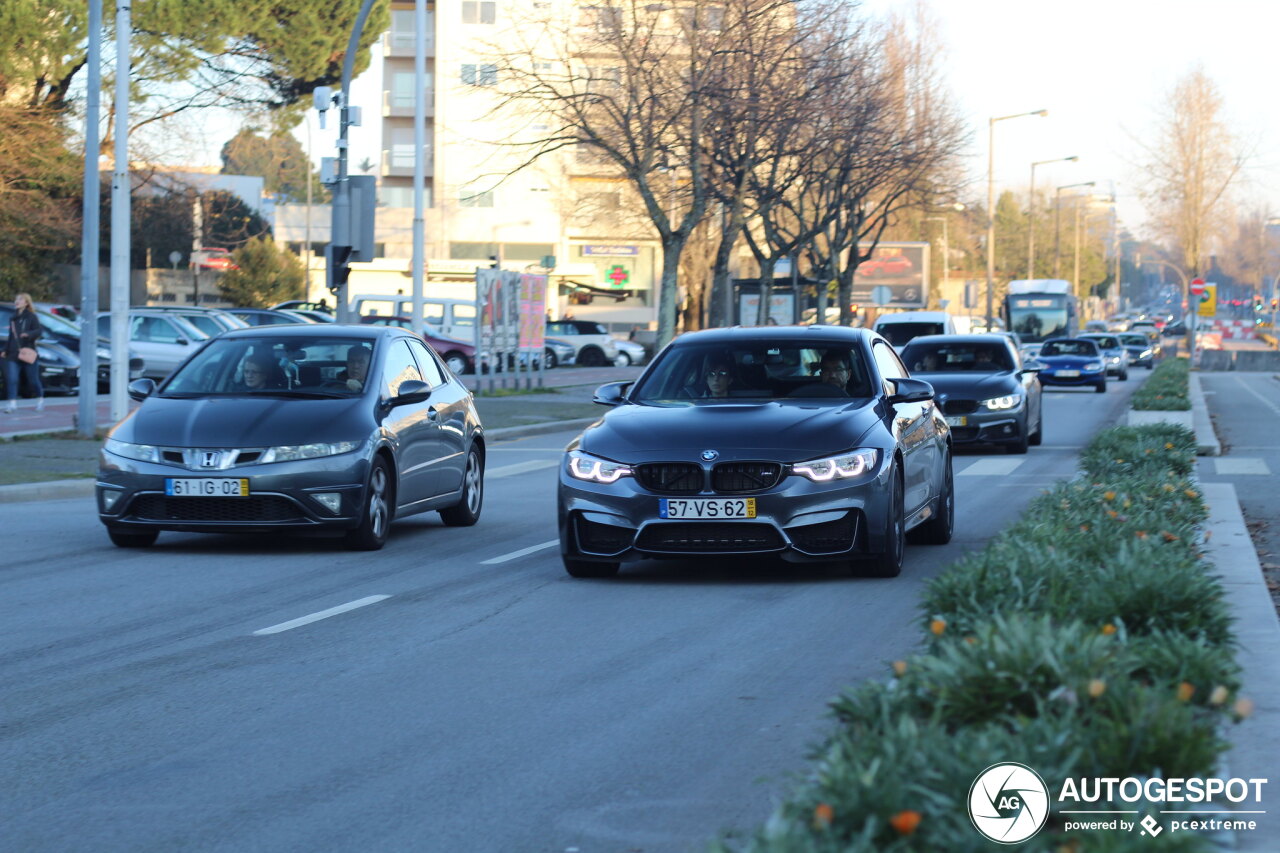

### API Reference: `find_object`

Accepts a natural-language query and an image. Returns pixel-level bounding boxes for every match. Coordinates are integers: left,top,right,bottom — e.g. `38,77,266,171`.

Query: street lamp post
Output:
1054,181,1095,278
925,205,964,305
1027,156,1077,281
987,109,1048,329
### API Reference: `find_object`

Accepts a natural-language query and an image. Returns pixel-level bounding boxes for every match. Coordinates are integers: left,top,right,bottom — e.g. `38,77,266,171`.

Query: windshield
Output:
901,341,1013,373
1040,340,1097,357
874,322,944,347
38,311,82,336
1117,334,1149,347
630,342,872,403
1007,295,1070,342
1082,335,1119,349
162,336,375,397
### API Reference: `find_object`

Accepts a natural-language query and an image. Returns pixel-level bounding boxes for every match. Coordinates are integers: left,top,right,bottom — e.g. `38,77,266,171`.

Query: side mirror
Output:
127,378,157,401
175,338,189,346
887,377,934,405
390,379,432,406
1019,360,1044,374
593,380,631,406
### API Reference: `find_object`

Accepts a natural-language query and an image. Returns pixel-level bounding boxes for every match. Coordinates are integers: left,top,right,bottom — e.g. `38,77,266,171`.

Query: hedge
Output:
715,424,1245,853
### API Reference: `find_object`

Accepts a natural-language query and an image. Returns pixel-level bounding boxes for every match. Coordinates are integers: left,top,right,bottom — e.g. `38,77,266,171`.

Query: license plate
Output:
659,497,756,519
165,478,250,497
1056,369,1080,377
945,415,967,427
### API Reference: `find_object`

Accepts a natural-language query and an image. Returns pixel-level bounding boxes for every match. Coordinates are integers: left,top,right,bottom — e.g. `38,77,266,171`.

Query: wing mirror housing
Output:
887,377,934,404
127,378,157,401
593,381,631,406
1019,360,1044,374
390,379,432,406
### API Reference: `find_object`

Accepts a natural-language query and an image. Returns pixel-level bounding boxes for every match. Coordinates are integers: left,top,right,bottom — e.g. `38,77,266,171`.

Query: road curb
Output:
1190,372,1223,456
0,478,95,504
1201,482,1280,851
0,417,600,503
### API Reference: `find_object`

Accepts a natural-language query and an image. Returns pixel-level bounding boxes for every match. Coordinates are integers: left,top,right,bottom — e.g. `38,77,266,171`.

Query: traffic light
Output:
326,244,352,293
1254,295,1264,312
1272,297,1279,311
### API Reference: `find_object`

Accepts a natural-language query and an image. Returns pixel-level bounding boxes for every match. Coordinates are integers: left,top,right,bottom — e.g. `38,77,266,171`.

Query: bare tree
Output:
1135,66,1247,277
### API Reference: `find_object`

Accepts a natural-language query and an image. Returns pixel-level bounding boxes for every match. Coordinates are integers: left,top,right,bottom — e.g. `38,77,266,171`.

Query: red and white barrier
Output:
1207,319,1257,339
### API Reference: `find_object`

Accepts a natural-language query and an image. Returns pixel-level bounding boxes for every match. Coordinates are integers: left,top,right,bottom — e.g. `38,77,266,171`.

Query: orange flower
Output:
1088,679,1107,698
1100,623,1117,636
1185,489,1199,499
1079,524,1090,533
1165,442,1175,450
892,660,908,676
812,802,834,829
1209,686,1229,705
1106,509,1119,519
1235,697,1255,718
1135,530,1148,539
1162,484,1176,492
1162,531,1179,542
1144,449,1154,455
890,810,922,835
930,618,947,636
1177,682,1196,702
965,636,978,645
1103,491,1117,501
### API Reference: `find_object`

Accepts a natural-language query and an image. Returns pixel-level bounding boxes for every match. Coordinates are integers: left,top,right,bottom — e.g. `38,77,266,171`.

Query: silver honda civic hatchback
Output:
97,325,485,550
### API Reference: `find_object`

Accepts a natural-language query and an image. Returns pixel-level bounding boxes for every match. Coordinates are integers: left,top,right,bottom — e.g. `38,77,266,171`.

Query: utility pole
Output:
77,0,102,437
109,0,131,424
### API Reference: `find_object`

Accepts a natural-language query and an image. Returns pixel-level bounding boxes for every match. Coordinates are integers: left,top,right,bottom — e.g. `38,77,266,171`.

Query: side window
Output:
547,322,568,335
871,341,906,393
150,318,184,344
381,340,424,397
97,315,110,337
407,338,447,386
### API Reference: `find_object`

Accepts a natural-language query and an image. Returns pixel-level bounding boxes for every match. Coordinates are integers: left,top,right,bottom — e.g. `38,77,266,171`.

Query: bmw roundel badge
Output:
701,450,719,461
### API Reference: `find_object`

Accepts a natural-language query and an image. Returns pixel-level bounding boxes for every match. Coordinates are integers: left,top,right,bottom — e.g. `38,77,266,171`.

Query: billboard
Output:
851,242,929,309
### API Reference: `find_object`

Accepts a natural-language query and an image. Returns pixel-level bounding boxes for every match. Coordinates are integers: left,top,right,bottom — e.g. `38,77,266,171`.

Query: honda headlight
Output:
567,450,632,483
982,394,1022,411
792,448,879,482
103,438,161,463
1086,362,1103,371
261,441,360,463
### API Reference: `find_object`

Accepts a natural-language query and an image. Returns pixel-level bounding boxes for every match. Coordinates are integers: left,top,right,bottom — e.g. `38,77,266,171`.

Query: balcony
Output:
382,147,434,179
384,30,434,58
383,88,435,119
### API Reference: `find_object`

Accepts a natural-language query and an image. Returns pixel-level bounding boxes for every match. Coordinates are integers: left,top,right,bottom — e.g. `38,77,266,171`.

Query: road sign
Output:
1189,278,1206,296
1196,284,1216,318
870,285,893,306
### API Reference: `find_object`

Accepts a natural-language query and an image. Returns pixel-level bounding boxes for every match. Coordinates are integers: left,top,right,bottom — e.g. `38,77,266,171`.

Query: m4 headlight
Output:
104,438,162,463
261,441,360,463
792,448,879,482
567,450,632,483
982,394,1022,411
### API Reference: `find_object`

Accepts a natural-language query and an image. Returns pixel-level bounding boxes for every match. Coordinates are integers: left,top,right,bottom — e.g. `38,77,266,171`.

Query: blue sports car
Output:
1034,338,1107,393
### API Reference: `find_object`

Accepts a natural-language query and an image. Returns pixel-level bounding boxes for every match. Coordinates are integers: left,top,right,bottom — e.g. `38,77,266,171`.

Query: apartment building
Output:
368,1,661,328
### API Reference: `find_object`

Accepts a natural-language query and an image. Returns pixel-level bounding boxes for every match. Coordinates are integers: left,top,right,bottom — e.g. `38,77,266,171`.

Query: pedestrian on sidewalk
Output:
3,292,43,413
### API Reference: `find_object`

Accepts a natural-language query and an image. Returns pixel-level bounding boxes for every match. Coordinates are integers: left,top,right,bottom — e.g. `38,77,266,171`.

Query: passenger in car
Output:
238,353,284,391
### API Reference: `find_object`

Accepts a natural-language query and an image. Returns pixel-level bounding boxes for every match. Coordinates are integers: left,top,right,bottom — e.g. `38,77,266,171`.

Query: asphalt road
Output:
0,377,1144,852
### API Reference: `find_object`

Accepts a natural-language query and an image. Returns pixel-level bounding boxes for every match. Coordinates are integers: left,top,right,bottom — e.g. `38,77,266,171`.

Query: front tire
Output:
1094,379,1107,393
578,346,605,367
1119,368,1129,381
862,467,904,577
443,351,470,375
613,352,632,367
439,447,484,527
108,526,158,548
345,457,393,550
544,348,558,369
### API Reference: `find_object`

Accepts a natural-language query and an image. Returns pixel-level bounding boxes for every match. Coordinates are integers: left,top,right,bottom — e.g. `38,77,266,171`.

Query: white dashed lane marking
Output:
957,458,1025,476
482,540,559,565
253,595,391,636
1212,458,1270,476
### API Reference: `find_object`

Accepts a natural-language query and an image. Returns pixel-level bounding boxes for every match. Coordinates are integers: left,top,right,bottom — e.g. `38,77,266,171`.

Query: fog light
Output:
1002,425,1013,435
312,493,342,514
100,489,123,511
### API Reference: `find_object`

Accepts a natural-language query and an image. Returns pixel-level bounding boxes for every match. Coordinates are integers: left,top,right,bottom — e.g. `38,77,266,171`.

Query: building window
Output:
380,185,431,209
450,242,500,259
389,70,434,109
578,5,622,32
459,190,495,208
461,63,497,86
680,5,724,30
502,243,556,261
462,1,497,24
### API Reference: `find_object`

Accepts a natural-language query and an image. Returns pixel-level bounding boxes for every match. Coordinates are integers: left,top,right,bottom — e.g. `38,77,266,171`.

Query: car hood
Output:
909,372,1020,400
1038,354,1098,367
578,399,883,463
112,395,371,447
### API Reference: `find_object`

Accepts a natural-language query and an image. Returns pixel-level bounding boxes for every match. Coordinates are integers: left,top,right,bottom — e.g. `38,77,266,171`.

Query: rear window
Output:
874,322,944,346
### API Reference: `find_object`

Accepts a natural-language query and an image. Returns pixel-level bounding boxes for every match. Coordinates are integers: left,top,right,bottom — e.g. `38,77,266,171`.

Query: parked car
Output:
352,296,477,342
143,306,249,337
546,319,620,366
2,304,144,391
271,300,334,315
95,310,210,380
230,308,310,327
0,337,81,397
900,334,1043,453
1077,333,1130,380
97,325,485,550
544,337,575,369
282,309,335,323
1116,332,1159,368
191,247,237,271
358,315,477,374
34,302,82,324
612,337,647,367
556,325,952,578
1034,338,1108,393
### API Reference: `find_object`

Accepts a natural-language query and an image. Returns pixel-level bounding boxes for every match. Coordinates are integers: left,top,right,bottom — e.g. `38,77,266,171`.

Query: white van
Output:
872,311,959,349
352,295,477,342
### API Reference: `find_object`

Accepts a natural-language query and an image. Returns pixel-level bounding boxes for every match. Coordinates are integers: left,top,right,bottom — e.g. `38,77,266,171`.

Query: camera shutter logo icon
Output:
968,762,1050,844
